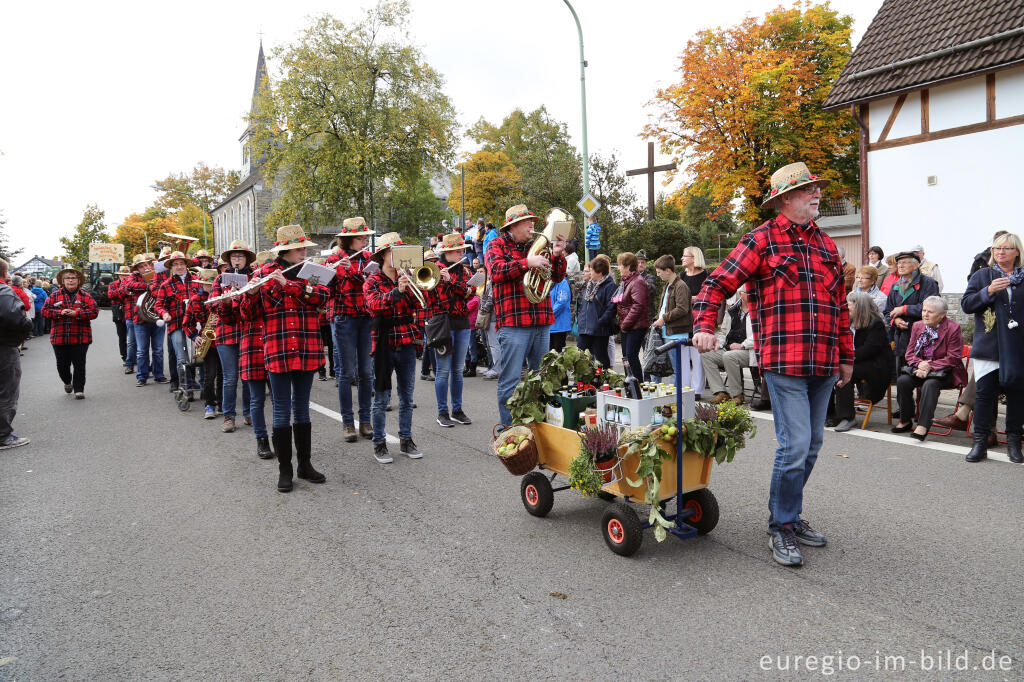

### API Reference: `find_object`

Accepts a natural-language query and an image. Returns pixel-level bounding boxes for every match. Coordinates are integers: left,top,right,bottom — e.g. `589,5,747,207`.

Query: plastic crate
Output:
596,388,696,431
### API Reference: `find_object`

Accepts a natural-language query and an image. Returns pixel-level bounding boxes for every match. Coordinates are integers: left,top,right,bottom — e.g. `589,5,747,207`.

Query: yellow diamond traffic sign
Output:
577,193,601,216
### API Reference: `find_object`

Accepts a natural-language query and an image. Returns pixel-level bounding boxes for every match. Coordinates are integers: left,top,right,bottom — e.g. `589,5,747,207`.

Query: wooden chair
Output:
855,381,893,429
926,344,972,437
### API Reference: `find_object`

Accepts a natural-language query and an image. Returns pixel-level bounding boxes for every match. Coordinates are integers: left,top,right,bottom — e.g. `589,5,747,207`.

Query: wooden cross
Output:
626,141,677,220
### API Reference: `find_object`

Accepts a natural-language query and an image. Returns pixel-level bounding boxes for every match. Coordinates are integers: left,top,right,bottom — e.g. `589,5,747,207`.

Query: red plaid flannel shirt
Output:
692,213,854,376
485,233,566,329
363,270,419,353
41,288,99,345
210,270,252,346
425,262,471,320
326,249,371,318
250,262,330,373
152,274,198,333
237,293,267,381
120,273,153,324
181,291,213,341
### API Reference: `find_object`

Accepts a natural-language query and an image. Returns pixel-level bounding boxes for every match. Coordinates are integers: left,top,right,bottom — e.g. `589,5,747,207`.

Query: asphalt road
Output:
2,312,1022,680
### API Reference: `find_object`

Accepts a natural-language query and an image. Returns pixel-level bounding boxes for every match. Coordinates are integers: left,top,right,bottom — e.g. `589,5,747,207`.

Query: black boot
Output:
256,436,274,460
751,380,771,411
965,433,988,463
1007,434,1023,464
294,422,326,483
273,426,294,491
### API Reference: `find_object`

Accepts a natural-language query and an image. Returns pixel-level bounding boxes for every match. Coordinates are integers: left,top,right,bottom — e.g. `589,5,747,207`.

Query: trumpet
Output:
523,207,576,304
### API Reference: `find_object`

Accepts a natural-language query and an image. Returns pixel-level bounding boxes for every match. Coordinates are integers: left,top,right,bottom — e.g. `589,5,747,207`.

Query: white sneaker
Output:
0,435,30,450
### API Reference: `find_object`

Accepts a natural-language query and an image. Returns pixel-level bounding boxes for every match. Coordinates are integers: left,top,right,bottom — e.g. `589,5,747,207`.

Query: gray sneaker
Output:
0,435,30,450
373,441,393,464
768,525,803,566
436,412,456,428
792,519,827,547
834,417,858,432
400,438,423,459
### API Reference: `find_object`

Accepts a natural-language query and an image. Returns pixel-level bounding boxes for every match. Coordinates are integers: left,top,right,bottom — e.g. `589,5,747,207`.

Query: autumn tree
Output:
153,162,241,215
60,204,111,264
447,150,521,224
0,211,23,262
114,207,177,261
644,2,858,224
249,1,458,231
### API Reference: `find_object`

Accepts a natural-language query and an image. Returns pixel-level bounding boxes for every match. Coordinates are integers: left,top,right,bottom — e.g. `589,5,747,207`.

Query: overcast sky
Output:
0,0,882,263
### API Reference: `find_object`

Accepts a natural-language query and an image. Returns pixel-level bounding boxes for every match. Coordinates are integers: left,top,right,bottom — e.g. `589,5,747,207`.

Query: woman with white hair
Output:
831,291,894,432
961,231,1024,463
892,295,967,440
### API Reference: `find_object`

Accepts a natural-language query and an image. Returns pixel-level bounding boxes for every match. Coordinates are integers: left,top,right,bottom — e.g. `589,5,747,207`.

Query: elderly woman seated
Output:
892,296,968,440
831,291,894,431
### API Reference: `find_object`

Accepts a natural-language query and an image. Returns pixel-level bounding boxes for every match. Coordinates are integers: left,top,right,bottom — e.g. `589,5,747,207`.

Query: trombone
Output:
402,260,441,308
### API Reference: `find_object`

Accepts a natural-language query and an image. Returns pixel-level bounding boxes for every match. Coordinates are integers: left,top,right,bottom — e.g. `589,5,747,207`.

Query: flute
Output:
205,259,313,305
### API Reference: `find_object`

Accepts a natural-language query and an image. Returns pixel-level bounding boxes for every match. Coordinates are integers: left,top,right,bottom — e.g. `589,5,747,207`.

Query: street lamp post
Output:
562,0,591,263
152,184,208,251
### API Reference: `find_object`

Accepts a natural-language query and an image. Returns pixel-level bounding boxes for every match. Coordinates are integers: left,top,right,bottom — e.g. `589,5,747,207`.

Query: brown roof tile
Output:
823,0,1024,110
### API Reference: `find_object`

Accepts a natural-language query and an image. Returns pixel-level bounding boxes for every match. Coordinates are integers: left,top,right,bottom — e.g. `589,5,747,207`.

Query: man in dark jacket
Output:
0,258,32,449
884,251,939,371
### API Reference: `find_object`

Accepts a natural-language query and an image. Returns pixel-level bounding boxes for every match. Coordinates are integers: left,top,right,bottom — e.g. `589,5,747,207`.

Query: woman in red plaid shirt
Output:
247,225,330,493
40,267,99,399
153,251,201,398
485,204,567,427
182,269,223,422
236,270,274,461
363,232,423,464
691,162,854,568
210,241,256,433
427,233,476,428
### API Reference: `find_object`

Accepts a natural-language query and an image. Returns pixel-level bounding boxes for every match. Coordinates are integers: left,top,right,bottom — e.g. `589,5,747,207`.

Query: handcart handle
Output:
654,337,692,355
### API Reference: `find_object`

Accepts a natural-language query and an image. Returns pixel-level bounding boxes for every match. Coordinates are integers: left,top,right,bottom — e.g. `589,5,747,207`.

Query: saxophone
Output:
192,313,219,364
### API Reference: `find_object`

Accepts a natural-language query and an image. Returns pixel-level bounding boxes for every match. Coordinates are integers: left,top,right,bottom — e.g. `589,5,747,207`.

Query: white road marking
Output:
309,401,399,445
748,411,1015,464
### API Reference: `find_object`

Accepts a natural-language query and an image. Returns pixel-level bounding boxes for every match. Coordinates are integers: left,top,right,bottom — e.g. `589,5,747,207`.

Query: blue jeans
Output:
124,320,136,369
168,329,198,389
332,315,373,425
496,326,550,426
267,370,314,428
245,378,268,439
371,345,416,441
216,344,250,419
763,371,837,529
434,328,471,414
134,322,165,381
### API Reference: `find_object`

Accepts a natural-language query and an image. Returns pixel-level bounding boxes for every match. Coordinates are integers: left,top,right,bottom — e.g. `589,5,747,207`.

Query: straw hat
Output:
194,268,219,285
114,265,132,277
56,267,84,287
424,249,439,262
334,216,375,239
221,239,256,265
193,249,215,262
255,250,274,266
370,232,405,264
502,204,537,231
164,251,191,269
130,253,155,272
761,162,831,207
270,225,317,254
437,233,472,253
156,246,173,261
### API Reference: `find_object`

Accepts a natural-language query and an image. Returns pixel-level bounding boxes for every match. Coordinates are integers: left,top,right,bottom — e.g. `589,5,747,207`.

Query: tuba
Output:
523,208,576,304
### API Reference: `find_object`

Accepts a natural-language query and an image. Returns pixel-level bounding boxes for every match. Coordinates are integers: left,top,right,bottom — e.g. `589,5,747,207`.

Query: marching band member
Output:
121,253,169,387
249,225,330,492
40,266,99,398
210,240,256,433
236,269,273,460
192,249,216,270
108,265,136,375
182,268,223,420
153,251,200,398
427,233,475,428
486,204,567,426
327,217,376,442
363,232,423,463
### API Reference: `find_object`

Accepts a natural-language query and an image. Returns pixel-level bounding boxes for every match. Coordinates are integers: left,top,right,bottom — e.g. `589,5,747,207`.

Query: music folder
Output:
297,261,336,286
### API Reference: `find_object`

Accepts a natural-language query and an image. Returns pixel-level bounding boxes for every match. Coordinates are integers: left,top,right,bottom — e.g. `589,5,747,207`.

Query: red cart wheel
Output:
520,472,553,517
680,489,719,535
601,503,642,556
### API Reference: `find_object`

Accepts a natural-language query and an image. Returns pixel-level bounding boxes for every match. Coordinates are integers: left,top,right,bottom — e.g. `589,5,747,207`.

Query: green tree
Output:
385,172,447,243
0,211,23,262
644,2,858,224
250,1,458,231
60,204,111,264
586,152,638,255
153,162,241,215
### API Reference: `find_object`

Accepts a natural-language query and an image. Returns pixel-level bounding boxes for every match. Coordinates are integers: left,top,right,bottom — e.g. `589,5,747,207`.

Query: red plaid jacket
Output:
485,233,566,329
425,262,471,320
250,262,330,373
181,291,213,341
326,249,371,318
120,273,153,324
209,270,252,346
41,288,99,345
693,213,854,376
237,293,267,381
152,274,198,333
363,270,419,353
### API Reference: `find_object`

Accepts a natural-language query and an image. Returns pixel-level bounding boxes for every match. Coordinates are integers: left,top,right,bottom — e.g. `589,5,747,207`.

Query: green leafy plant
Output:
678,400,757,464
506,346,623,425
568,446,605,498
620,428,675,542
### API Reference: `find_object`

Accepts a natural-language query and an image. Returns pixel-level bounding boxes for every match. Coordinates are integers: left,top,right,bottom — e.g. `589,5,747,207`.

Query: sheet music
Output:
467,271,485,288
219,273,248,289
361,261,380,277
153,260,167,274
297,261,336,286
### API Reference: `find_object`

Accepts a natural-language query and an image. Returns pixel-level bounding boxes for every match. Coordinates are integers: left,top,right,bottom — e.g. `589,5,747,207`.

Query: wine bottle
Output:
623,364,642,400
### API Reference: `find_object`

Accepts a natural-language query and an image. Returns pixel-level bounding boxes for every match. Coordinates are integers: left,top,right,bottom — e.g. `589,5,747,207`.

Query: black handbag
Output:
425,313,452,356
900,365,950,380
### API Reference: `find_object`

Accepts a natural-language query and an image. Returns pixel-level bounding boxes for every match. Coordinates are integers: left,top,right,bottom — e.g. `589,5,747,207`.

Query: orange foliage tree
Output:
447,150,521,225
644,2,859,225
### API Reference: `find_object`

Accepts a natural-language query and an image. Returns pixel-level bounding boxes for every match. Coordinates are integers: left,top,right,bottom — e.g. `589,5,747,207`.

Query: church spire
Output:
250,41,268,118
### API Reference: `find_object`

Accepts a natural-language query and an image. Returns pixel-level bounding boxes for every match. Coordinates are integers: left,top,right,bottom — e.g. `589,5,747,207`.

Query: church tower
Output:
239,42,268,178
